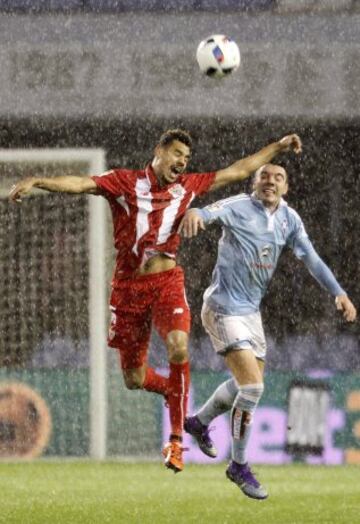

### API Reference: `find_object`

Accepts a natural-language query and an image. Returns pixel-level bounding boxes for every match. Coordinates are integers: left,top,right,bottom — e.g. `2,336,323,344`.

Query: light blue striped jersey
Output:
197,193,346,315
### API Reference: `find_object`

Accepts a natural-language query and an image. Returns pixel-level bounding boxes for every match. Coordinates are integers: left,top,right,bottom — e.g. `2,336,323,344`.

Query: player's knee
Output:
236,382,264,405
166,331,189,363
168,343,188,363
171,348,188,363
123,374,144,390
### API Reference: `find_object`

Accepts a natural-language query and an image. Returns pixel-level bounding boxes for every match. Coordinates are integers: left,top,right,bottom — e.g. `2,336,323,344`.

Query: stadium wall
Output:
1,368,360,465
0,11,359,119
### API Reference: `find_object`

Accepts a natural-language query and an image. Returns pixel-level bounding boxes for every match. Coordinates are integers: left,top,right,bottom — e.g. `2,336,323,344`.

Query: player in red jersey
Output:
10,129,302,472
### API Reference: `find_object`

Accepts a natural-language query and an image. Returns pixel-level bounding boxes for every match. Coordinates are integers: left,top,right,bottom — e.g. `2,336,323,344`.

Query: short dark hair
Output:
158,129,192,149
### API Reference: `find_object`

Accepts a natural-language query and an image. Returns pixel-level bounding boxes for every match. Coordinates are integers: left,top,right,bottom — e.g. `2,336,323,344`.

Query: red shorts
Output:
108,266,191,370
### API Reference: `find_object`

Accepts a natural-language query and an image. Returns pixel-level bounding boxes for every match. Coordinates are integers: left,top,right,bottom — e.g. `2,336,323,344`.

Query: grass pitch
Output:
0,462,358,524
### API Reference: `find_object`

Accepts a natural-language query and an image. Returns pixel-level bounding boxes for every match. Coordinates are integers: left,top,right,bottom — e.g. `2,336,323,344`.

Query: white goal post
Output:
0,148,107,459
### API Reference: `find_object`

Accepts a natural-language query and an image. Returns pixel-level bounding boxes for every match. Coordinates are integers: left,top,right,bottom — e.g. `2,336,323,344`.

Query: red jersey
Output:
92,165,216,281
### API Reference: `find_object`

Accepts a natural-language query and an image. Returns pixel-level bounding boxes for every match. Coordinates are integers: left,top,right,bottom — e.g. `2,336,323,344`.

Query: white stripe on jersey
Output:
133,176,152,255
157,185,188,245
266,212,275,232
116,195,130,216
206,193,249,212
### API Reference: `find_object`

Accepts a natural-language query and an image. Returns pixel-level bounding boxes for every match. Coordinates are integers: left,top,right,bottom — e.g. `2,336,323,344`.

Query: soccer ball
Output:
196,34,241,78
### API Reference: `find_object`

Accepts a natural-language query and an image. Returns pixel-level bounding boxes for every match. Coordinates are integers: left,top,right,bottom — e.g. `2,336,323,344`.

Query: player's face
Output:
253,164,288,209
153,140,191,185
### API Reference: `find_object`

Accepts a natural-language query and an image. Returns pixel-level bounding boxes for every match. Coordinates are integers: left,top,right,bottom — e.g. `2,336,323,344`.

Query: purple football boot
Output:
184,415,217,458
226,461,268,500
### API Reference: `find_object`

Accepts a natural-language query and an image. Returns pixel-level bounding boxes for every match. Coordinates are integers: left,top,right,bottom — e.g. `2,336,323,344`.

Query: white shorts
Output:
201,303,267,361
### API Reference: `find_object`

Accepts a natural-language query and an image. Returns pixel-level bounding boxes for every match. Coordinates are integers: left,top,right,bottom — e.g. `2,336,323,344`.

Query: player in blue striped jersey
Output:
180,163,357,500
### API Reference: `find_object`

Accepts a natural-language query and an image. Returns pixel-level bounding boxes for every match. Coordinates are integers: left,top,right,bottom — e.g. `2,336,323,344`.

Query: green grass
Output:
0,462,359,524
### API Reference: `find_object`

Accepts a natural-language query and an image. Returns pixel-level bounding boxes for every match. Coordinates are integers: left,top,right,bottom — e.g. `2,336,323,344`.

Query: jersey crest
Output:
168,184,186,198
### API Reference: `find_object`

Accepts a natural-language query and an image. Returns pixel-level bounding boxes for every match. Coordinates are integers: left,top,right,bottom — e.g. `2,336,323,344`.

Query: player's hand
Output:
279,134,302,154
178,209,205,238
335,295,357,322
9,178,36,203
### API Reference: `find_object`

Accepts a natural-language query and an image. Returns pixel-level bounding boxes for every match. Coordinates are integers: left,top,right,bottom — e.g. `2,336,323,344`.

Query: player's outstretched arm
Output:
210,134,302,191
335,295,357,322
9,176,98,202
297,237,357,323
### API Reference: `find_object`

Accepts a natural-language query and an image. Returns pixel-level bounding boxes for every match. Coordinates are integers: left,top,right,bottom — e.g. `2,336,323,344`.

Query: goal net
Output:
0,149,107,459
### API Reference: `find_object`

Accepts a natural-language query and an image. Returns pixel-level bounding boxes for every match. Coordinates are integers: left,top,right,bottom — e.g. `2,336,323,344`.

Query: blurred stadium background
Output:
0,0,359,475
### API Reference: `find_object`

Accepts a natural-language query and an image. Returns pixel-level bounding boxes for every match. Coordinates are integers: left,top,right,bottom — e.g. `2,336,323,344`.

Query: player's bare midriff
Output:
136,254,177,276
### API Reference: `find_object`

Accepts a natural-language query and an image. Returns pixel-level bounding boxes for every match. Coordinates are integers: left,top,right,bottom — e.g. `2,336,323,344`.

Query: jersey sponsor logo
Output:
251,262,274,270
251,244,274,270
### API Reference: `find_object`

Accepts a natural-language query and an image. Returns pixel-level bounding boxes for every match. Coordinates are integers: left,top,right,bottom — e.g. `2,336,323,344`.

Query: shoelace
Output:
170,443,189,459
201,425,215,445
240,465,260,488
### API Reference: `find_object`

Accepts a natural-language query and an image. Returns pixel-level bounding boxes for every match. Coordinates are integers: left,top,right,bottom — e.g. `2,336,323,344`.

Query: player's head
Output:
253,164,288,209
152,129,192,185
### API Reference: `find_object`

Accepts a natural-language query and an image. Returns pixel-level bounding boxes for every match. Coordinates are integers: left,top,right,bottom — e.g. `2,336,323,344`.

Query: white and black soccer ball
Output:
196,34,241,78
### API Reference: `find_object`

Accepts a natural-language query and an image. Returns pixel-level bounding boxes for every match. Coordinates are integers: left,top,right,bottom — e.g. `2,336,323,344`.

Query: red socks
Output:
143,367,169,396
142,363,190,439
167,361,190,438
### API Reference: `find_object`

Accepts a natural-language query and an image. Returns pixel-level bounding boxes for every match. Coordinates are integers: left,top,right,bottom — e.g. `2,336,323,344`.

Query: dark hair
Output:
158,128,192,149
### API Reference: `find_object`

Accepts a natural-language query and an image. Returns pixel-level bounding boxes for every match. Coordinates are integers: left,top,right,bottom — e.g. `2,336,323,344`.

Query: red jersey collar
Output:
145,163,157,186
